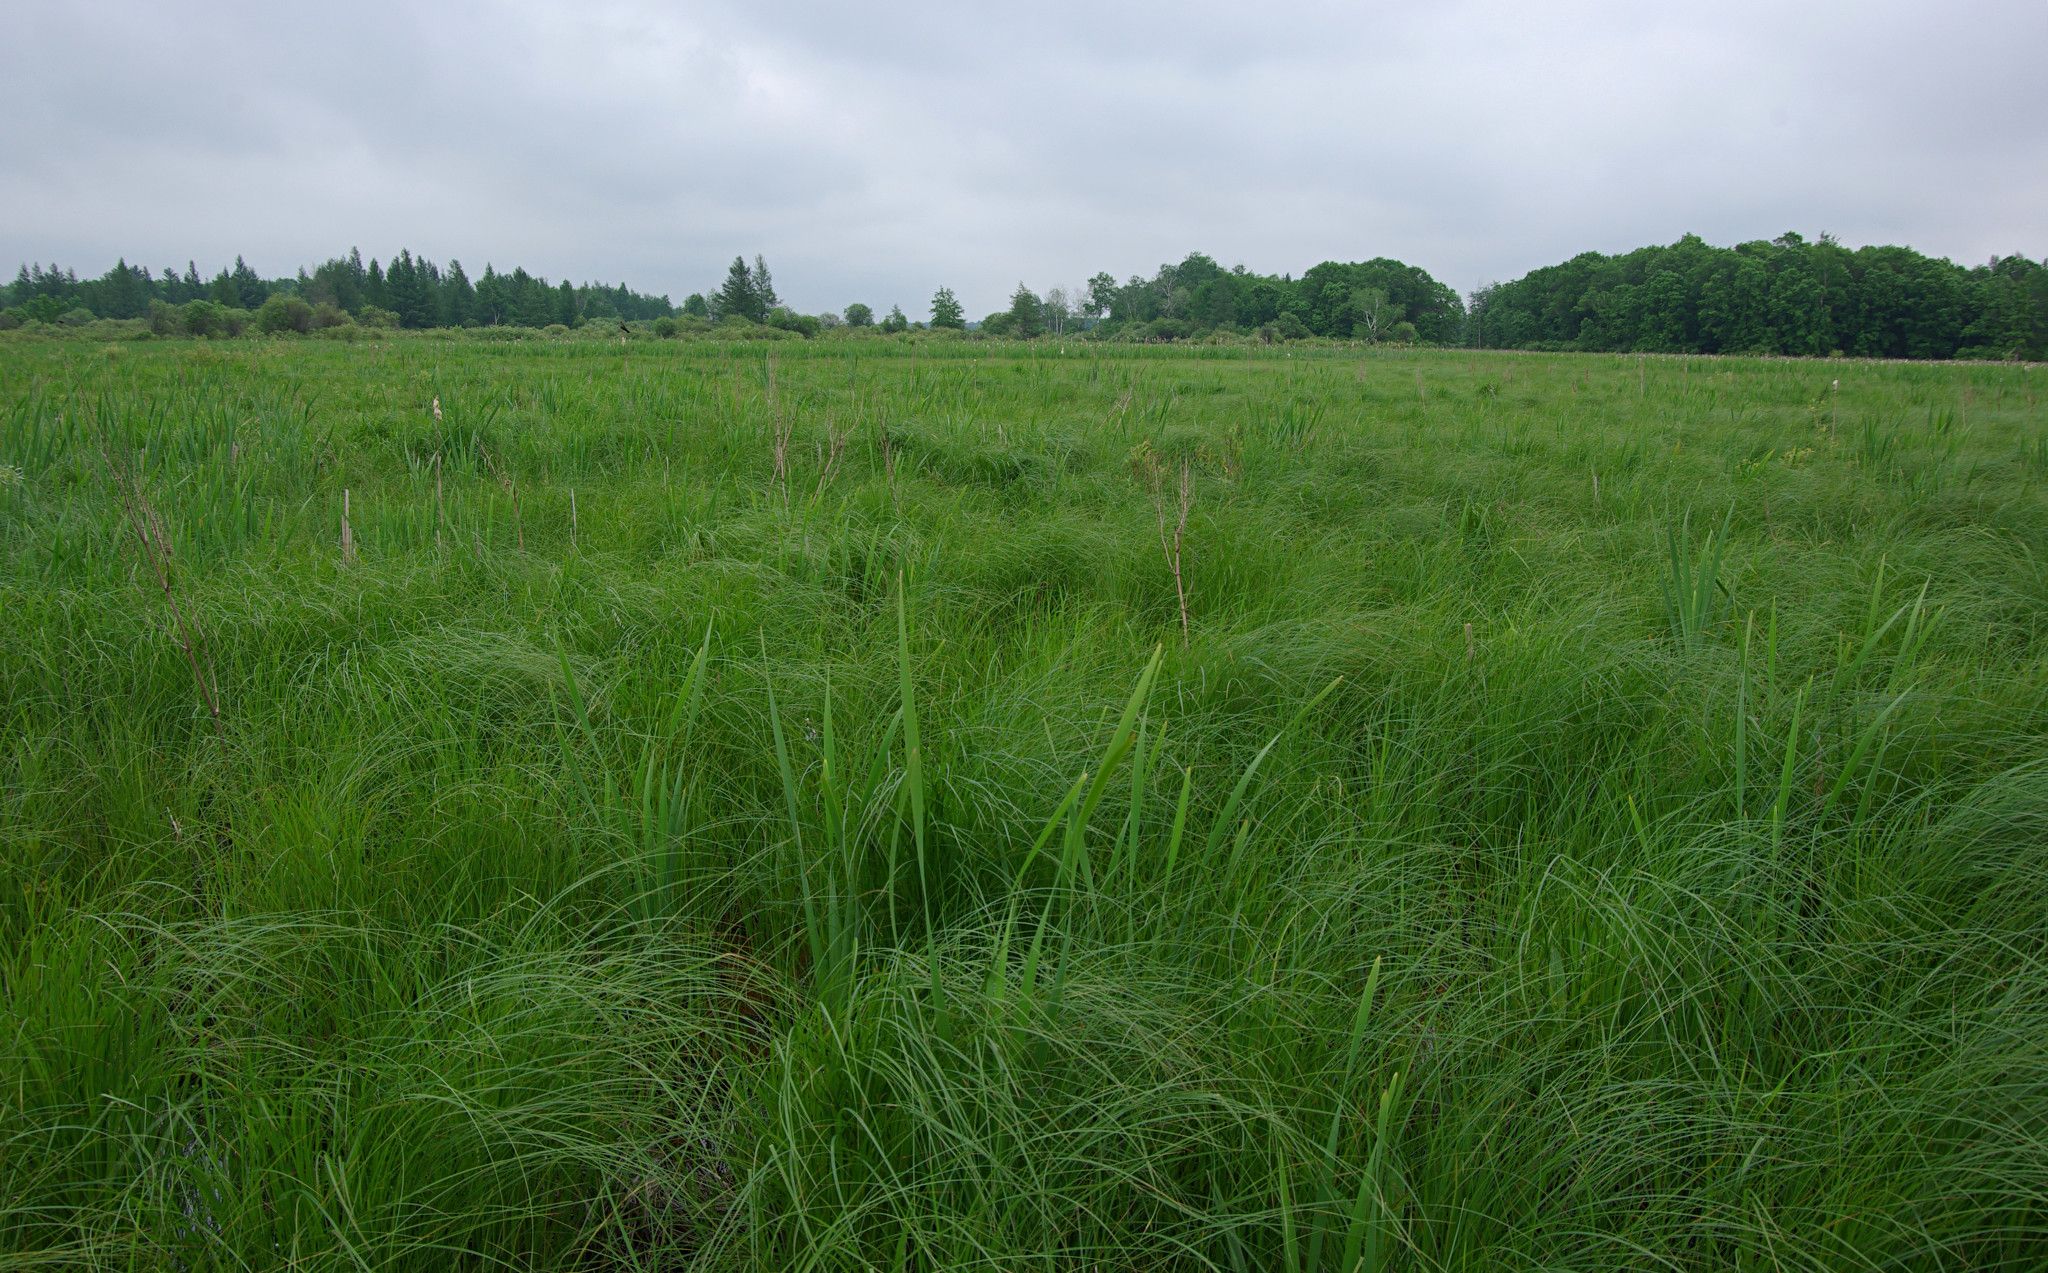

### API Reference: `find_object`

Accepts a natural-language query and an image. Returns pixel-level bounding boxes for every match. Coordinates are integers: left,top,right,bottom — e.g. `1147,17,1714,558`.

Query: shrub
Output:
257,294,315,335
58,307,97,327
652,316,678,338
311,302,352,331
356,306,399,330
180,300,227,338
86,319,153,341
766,307,820,338
0,310,22,332
146,300,183,336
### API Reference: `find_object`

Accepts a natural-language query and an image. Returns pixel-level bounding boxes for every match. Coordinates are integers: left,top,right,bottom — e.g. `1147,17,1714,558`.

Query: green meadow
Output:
3,335,2045,1269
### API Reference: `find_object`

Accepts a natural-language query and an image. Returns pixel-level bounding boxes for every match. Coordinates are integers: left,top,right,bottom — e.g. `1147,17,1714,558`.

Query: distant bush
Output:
311,302,352,331
180,300,228,338
85,319,152,341
0,311,22,332
543,323,571,337
356,306,399,330
652,316,678,338
257,294,315,335
58,307,96,327
146,300,183,336
766,307,820,338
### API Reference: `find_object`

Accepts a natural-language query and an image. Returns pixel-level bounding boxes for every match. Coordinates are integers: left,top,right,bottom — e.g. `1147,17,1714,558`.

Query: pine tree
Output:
476,265,506,326
930,287,965,329
388,250,434,329
752,255,779,309
230,255,266,310
715,256,761,322
444,260,475,327
509,269,552,327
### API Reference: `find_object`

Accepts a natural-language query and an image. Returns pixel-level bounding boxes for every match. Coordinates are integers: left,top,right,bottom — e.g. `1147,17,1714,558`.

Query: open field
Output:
3,337,2046,1269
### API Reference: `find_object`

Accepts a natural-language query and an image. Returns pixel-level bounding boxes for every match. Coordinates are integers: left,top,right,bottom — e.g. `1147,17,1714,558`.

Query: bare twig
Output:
811,415,849,506
1132,443,1194,647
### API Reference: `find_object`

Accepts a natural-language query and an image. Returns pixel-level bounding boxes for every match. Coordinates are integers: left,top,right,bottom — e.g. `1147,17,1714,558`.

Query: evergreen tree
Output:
388,249,435,329
230,255,266,309
99,259,149,319
509,268,551,327
752,255,779,309
930,286,964,329
715,256,762,322
443,259,475,326
475,265,507,326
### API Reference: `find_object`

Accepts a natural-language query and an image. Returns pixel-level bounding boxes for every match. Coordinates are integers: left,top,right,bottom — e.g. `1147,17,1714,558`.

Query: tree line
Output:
976,253,1466,344
4,249,677,335
1469,233,2047,361
7,234,2044,360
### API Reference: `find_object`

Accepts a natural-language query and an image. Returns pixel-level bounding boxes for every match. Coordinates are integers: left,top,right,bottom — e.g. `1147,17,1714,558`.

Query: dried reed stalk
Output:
99,430,224,735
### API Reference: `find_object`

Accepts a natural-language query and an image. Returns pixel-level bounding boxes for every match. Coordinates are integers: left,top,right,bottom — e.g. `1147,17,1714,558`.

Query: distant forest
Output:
1470,233,2046,362
6,234,2045,360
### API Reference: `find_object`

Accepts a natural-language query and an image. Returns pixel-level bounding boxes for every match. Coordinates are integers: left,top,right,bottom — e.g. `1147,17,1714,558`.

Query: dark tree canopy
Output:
3,246,676,331
1468,233,2046,361
8,234,2041,358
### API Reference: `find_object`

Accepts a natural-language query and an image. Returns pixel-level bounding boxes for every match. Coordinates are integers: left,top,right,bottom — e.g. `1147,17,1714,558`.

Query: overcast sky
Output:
4,1,2043,316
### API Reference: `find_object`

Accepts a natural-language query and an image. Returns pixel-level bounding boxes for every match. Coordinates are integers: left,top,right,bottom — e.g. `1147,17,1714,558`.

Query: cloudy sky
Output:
4,1,2043,316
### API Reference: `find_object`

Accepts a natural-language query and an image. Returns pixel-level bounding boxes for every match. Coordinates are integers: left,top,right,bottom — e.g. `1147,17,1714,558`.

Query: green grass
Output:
3,335,2046,1269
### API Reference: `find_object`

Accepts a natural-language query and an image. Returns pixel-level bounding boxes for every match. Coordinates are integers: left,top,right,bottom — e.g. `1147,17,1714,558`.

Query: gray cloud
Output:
4,0,2043,316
